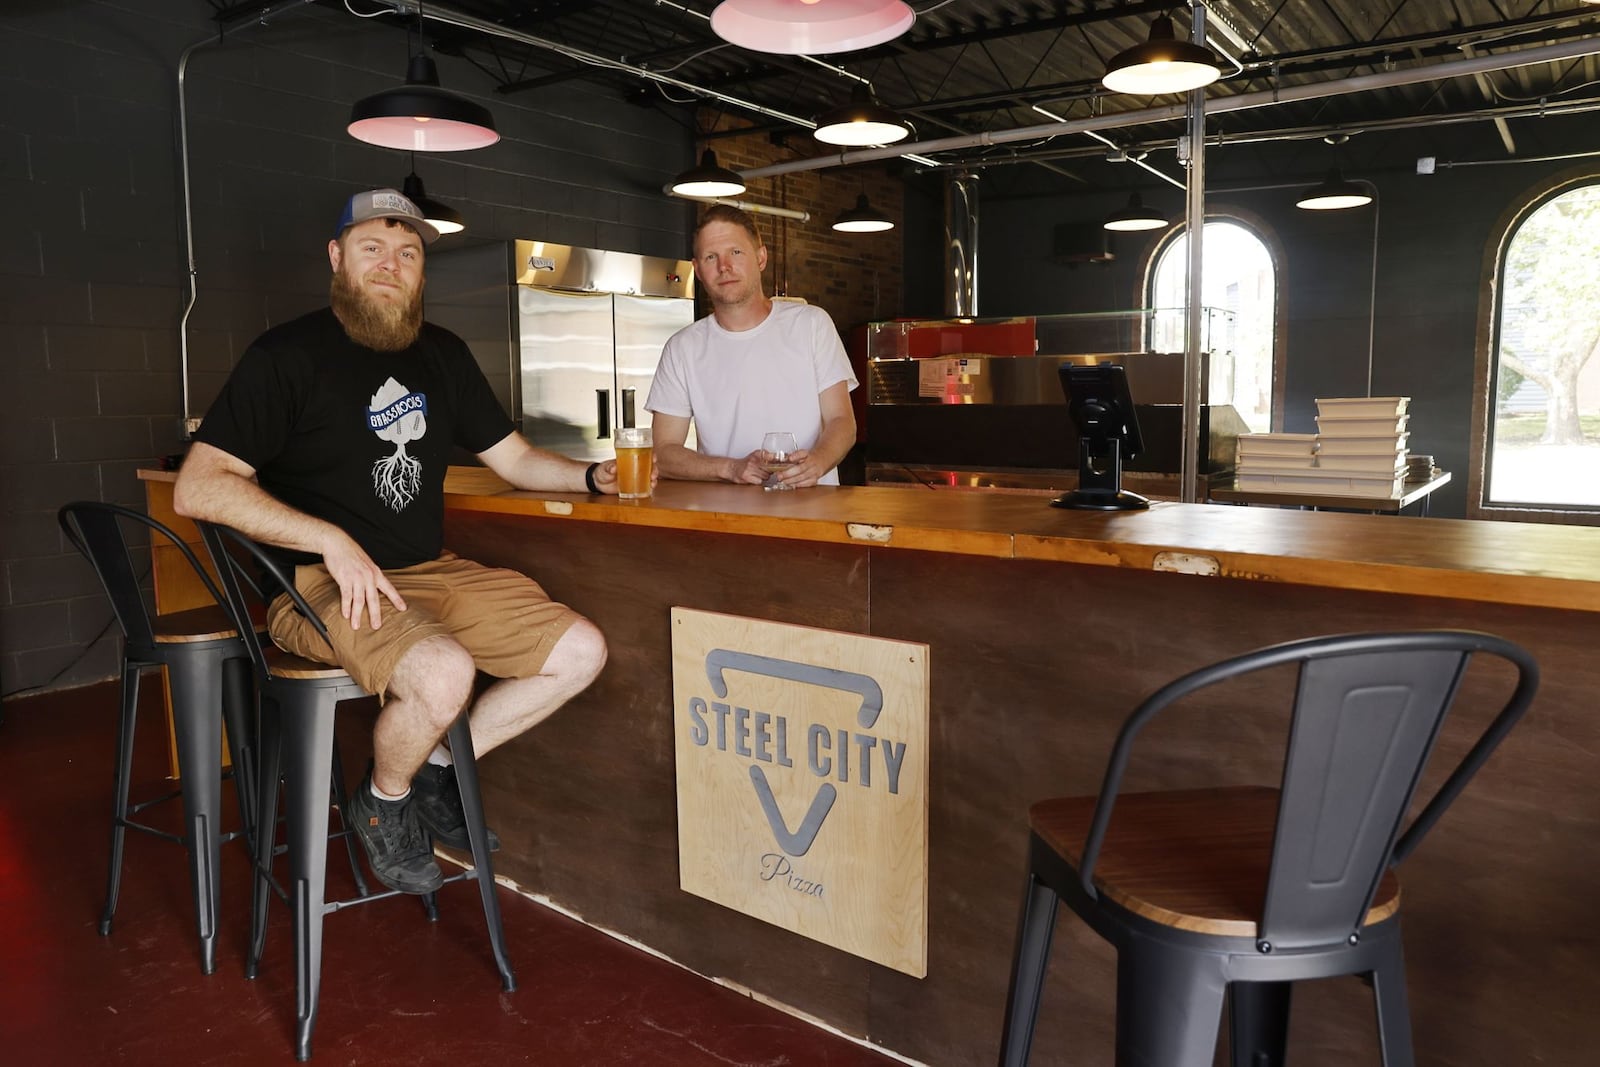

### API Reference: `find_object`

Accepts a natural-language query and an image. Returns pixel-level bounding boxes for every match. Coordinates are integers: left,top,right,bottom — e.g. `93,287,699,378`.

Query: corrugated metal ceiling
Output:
215,2,1600,175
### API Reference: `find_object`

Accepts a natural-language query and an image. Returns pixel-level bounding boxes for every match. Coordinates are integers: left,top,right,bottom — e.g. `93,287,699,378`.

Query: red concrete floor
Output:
0,681,901,1066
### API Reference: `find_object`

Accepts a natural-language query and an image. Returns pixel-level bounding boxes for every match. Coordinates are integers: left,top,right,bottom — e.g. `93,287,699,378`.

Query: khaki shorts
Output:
266,551,582,700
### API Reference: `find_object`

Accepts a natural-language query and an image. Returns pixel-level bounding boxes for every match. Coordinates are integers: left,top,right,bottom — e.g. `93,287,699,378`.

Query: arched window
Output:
1484,183,1600,512
1148,220,1278,432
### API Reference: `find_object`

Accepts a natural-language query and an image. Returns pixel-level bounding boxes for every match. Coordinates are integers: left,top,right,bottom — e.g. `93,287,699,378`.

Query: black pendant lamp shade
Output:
349,54,499,152
1102,14,1221,95
1296,168,1373,211
1103,191,1167,232
832,193,894,233
670,149,747,198
401,170,465,235
814,85,911,147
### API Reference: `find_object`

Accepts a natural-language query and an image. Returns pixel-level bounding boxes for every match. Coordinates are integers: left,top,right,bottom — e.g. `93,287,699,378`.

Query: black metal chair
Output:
197,521,516,1062
997,630,1540,1067
58,501,256,976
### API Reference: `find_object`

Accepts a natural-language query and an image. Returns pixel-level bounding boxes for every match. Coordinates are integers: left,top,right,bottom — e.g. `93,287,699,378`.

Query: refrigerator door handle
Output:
621,387,636,430
596,388,611,440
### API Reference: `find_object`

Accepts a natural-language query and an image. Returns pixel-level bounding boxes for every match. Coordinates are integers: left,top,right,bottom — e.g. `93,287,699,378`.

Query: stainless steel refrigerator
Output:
426,239,695,464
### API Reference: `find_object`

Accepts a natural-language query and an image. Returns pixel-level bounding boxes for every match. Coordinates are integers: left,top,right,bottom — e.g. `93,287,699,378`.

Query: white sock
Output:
426,744,453,768
370,779,410,803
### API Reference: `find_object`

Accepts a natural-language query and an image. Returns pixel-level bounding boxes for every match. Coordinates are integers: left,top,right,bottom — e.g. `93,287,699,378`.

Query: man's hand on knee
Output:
321,530,406,630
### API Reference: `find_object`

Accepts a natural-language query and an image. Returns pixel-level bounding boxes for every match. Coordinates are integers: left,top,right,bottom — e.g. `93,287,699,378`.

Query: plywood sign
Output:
671,608,930,977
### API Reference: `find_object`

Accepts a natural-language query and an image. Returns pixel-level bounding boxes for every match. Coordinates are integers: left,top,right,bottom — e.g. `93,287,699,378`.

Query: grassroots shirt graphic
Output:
367,376,429,511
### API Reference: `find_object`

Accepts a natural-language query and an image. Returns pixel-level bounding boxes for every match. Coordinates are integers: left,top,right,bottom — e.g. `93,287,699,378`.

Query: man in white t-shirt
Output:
646,205,858,487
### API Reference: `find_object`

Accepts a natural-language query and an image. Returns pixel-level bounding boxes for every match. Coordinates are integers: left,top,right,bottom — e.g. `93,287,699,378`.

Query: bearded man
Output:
175,189,621,894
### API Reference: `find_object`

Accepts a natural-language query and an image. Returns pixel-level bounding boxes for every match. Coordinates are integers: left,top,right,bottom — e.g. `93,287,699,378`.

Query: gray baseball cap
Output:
334,188,440,245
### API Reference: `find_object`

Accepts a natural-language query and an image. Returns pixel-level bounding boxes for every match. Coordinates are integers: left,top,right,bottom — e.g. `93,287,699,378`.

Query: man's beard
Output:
330,267,423,351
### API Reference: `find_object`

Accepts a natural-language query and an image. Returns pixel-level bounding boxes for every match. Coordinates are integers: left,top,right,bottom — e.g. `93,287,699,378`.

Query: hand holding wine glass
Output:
760,431,798,491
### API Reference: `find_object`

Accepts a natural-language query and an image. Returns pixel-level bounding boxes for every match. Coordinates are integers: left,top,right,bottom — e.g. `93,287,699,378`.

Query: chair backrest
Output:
58,501,231,652
195,521,337,687
1077,630,1539,953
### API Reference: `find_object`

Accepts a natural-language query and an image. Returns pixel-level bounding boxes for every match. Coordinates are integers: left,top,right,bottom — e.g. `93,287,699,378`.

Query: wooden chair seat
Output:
152,602,269,643
263,645,356,681
1031,785,1401,938
151,604,245,643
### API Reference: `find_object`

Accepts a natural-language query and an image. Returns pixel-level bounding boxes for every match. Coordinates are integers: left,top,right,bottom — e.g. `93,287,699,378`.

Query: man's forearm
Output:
809,416,856,476
499,445,590,492
174,465,342,556
656,442,734,482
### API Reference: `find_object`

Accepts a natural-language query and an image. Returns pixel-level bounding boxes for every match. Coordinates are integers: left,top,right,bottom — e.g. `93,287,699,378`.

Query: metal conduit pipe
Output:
952,95,1600,170
1181,3,1207,504
739,36,1600,179
177,0,317,433
371,1,814,134
370,1,941,167
660,189,811,221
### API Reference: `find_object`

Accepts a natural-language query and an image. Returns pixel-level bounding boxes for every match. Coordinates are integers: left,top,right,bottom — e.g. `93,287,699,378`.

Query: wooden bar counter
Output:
439,468,1600,1067
141,467,1600,1064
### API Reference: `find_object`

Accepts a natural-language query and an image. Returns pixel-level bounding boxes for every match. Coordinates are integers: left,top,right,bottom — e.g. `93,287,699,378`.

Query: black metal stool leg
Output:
1229,981,1292,1067
1115,941,1228,1067
998,870,1061,1067
100,660,143,937
327,739,370,898
168,651,226,976
1371,941,1416,1067
247,696,284,981
447,716,516,992
283,694,338,1063
221,654,258,855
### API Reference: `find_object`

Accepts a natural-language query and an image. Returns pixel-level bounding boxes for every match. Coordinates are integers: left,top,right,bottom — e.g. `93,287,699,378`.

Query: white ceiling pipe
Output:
739,35,1600,179
661,188,812,221
370,0,817,128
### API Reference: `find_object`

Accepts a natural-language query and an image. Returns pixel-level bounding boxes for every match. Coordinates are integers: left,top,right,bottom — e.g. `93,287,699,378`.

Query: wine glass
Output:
760,431,798,491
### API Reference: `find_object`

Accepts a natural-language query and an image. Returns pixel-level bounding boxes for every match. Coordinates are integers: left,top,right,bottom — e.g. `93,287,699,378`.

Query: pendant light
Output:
1102,14,1221,95
710,0,915,56
401,165,465,236
1296,134,1373,211
1103,191,1167,232
349,52,500,152
671,149,747,198
832,193,893,233
1296,169,1373,210
814,84,911,146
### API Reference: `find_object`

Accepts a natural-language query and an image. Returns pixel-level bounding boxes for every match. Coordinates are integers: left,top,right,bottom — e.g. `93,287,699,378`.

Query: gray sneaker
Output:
347,775,445,894
411,762,501,852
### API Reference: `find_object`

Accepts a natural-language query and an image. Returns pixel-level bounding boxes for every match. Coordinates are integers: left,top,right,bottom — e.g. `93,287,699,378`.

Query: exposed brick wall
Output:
694,116,905,334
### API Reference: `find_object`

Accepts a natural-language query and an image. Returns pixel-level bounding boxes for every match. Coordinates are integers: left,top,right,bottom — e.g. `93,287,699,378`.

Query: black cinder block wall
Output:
0,0,694,695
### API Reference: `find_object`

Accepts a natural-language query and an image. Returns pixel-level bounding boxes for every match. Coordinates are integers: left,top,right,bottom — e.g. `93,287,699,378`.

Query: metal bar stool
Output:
199,521,516,1062
58,501,257,976
997,630,1540,1067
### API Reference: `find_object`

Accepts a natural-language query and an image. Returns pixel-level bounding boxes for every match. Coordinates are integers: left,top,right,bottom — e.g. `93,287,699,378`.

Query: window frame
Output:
1469,169,1600,526
1141,210,1287,432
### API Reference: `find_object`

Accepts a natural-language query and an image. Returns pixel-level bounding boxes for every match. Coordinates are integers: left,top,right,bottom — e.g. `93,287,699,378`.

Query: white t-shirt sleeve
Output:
645,333,693,418
808,307,858,394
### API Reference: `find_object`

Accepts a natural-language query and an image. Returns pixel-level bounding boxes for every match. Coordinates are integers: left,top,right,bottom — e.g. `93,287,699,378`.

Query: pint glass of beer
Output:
615,426,653,499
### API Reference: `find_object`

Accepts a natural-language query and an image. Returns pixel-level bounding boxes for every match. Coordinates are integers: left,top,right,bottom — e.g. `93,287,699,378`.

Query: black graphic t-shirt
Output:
195,307,512,569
